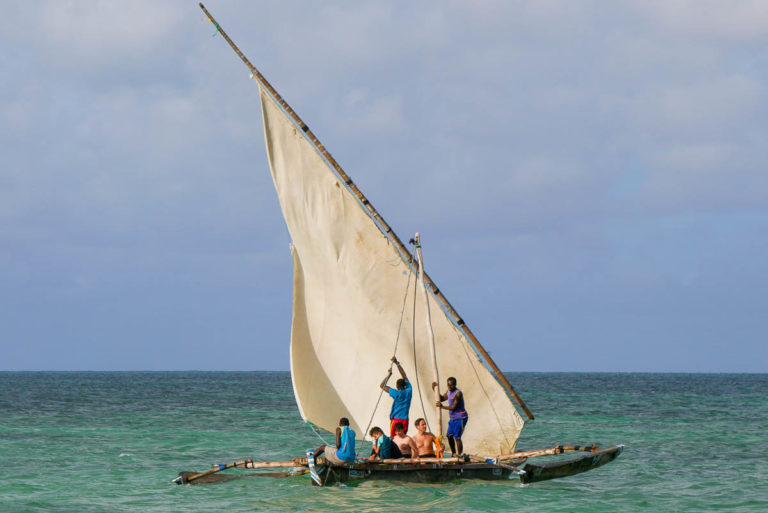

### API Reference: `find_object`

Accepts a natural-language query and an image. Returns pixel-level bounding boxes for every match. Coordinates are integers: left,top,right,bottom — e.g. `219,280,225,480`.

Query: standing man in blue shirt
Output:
380,356,413,436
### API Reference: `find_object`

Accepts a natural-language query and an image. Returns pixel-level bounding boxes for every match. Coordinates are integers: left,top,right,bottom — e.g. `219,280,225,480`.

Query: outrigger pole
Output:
198,3,534,421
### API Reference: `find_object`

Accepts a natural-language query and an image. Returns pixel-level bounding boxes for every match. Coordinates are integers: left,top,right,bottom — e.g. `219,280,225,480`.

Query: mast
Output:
414,233,444,457
198,3,534,421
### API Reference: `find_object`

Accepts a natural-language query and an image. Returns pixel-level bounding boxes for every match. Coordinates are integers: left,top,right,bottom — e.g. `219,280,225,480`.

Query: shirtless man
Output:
391,421,419,460
412,418,437,458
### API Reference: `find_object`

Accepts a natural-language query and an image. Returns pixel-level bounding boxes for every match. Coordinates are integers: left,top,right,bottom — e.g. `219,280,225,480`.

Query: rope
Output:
409,239,498,451
411,261,433,434
355,379,390,458
204,17,220,37
355,256,414,457
455,332,516,451
389,254,414,366
408,238,437,440
306,421,332,446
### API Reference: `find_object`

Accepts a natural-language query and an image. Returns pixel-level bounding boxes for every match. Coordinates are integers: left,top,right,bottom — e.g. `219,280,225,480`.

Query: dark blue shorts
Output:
447,417,468,439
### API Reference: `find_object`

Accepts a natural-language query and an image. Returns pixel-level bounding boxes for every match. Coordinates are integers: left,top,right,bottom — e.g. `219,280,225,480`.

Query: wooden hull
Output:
174,446,623,486
316,462,516,485
520,445,623,484
314,446,623,485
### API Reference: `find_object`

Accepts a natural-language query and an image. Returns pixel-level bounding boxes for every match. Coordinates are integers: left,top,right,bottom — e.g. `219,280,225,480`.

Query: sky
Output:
1,1,766,372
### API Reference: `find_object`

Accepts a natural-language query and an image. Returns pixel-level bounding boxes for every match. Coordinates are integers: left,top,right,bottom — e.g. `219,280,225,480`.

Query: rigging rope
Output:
204,17,221,37
411,257,434,435
306,420,332,446
355,255,414,457
455,331,516,450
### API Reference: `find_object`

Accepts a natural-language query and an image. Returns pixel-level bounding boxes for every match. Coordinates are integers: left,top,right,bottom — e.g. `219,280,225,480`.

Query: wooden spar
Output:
490,461,525,474
247,460,314,469
175,459,250,484
414,233,443,457
177,458,319,483
496,444,599,461
197,3,533,420
177,469,307,484
292,456,464,466
377,456,460,464
212,460,321,469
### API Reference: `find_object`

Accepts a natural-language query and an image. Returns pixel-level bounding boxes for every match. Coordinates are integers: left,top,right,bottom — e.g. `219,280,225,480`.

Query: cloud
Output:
629,0,768,41
1,1,182,69
1,1,766,371
628,75,765,139
331,90,405,135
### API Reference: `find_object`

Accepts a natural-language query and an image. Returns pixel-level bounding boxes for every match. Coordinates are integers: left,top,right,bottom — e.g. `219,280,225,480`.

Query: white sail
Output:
259,86,524,455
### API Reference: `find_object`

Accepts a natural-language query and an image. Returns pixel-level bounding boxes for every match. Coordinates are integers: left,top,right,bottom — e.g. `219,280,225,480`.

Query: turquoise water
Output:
1,372,766,512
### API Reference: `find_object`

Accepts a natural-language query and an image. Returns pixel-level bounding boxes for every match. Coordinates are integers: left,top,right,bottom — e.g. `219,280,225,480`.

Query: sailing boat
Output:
176,4,622,486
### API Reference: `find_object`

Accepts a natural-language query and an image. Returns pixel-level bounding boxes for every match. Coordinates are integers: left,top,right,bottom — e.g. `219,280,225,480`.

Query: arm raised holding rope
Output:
379,367,393,392
392,356,408,381
382,356,413,436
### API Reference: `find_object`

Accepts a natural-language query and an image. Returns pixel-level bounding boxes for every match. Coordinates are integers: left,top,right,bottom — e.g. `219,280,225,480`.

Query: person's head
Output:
396,378,406,390
393,421,405,435
447,377,457,391
415,418,427,433
369,426,383,439
339,417,350,427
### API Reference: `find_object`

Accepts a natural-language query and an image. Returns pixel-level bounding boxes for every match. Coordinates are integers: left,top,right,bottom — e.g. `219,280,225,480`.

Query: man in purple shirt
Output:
433,376,468,456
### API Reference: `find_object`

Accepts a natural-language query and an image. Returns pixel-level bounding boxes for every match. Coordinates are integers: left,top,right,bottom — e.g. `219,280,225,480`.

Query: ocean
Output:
1,372,766,512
